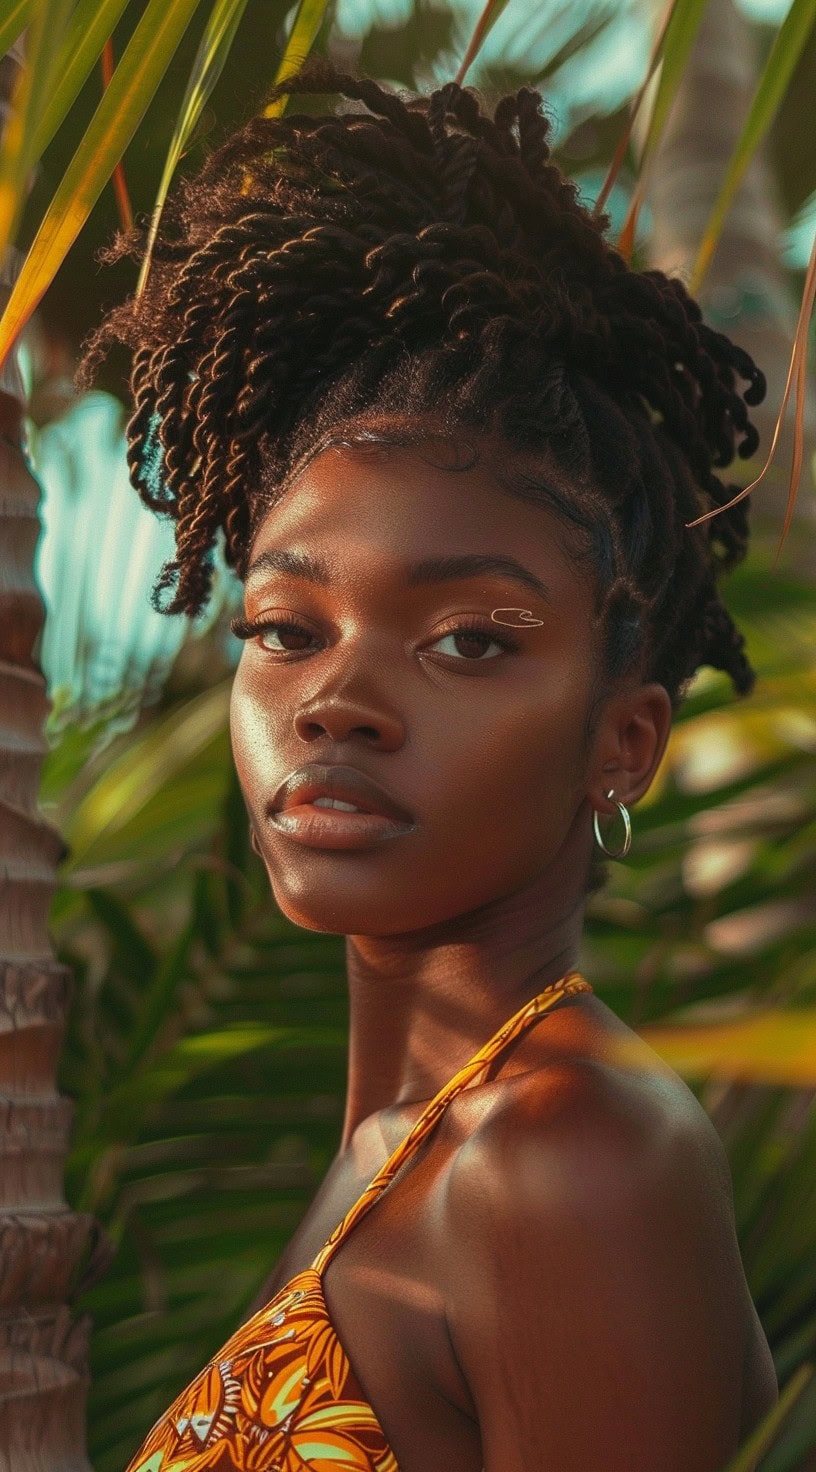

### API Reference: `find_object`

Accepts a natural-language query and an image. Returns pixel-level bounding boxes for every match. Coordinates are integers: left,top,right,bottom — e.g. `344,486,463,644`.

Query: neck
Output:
339,866,587,1152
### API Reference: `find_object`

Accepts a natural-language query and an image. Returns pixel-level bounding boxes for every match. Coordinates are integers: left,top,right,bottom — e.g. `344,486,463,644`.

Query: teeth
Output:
311,797,362,811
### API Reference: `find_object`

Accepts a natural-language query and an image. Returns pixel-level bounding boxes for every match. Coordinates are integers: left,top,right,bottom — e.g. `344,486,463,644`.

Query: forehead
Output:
248,443,592,601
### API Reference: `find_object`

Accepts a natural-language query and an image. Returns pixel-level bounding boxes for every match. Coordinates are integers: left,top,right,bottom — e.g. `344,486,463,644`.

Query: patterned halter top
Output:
126,970,593,1472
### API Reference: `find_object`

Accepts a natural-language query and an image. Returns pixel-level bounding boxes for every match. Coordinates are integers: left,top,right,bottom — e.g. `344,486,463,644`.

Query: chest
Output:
260,1099,484,1472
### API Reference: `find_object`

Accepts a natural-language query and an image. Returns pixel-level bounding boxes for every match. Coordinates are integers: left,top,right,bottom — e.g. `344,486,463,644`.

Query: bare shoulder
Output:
449,1003,735,1239
452,989,729,1194
440,1007,760,1469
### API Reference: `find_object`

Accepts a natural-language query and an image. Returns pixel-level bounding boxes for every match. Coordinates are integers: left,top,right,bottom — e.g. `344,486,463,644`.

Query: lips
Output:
271,763,415,825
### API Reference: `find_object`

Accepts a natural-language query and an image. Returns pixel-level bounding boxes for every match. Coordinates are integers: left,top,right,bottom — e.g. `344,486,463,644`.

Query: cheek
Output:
508,707,588,861
432,664,591,871
473,648,590,790
229,660,280,814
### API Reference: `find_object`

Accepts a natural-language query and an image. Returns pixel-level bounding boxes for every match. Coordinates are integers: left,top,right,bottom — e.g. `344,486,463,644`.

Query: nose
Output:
292,683,404,749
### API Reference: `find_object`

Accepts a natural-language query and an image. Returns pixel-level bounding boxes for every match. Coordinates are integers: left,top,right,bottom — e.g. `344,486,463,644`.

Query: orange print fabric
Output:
127,1267,398,1472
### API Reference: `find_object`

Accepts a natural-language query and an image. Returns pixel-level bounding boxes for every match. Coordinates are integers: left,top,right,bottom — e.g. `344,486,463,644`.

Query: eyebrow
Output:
244,549,551,604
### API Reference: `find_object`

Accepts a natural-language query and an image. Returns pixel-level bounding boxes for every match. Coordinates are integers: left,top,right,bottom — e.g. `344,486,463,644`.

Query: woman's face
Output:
230,439,608,937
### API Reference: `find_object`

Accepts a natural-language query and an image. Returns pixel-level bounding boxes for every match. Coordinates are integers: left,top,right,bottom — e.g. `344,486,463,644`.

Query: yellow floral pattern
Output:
126,972,593,1472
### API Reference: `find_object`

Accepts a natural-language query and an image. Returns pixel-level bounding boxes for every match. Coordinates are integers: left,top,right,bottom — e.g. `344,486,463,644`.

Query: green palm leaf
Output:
721,1362,813,1472
55,756,351,1468
0,0,74,256
691,0,816,289
136,0,252,297
595,0,707,220
0,0,30,62
636,0,709,180
262,0,332,118
59,682,231,873
0,0,207,370
29,0,135,161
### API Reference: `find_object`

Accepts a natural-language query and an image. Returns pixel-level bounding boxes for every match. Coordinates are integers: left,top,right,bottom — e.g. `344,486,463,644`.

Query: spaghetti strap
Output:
311,969,593,1275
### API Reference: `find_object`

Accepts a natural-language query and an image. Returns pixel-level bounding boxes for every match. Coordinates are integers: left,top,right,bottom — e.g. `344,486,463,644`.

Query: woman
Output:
81,57,779,1472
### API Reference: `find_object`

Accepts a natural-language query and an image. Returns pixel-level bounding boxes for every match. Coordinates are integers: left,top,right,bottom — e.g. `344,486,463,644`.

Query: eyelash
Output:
229,612,522,663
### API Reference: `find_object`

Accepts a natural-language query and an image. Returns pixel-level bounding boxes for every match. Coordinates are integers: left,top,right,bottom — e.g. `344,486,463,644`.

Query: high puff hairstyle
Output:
79,56,765,713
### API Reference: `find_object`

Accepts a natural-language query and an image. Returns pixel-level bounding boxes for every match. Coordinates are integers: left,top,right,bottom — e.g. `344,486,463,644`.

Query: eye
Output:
426,617,519,662
230,615,320,654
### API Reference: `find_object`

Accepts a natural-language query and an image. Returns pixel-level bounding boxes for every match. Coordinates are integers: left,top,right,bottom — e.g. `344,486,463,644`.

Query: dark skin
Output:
230,431,778,1470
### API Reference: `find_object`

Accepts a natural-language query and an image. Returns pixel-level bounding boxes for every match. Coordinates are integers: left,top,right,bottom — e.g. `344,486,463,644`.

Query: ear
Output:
588,682,673,816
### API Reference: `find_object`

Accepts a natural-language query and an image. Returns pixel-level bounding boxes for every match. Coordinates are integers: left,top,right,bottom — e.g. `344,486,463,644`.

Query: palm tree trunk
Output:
644,0,816,559
0,39,94,1472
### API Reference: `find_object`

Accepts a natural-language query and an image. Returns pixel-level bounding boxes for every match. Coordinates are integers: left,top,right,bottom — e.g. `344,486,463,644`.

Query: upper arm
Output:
442,1080,750,1472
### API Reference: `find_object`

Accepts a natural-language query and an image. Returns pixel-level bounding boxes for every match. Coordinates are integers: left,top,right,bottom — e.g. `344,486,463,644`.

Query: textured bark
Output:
644,0,816,549
0,24,95,1464
0,26,96,1451
0,379,94,1471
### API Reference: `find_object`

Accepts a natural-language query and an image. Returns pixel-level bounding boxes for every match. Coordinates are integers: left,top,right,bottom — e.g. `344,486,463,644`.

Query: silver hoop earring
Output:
592,789,632,859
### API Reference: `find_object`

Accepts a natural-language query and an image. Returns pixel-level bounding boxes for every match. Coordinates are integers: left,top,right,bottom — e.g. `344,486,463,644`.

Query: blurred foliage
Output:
50,697,354,1471
27,389,245,736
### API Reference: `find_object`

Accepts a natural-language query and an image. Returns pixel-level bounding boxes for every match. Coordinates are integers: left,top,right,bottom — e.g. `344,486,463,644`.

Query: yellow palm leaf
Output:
604,1008,816,1088
29,0,135,161
0,0,74,257
136,0,252,297
262,0,332,119
595,0,707,222
0,0,206,373
0,0,30,63
691,0,816,292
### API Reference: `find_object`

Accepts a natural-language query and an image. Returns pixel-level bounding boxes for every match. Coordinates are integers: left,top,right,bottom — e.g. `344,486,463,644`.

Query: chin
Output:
268,886,420,937
265,865,502,939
